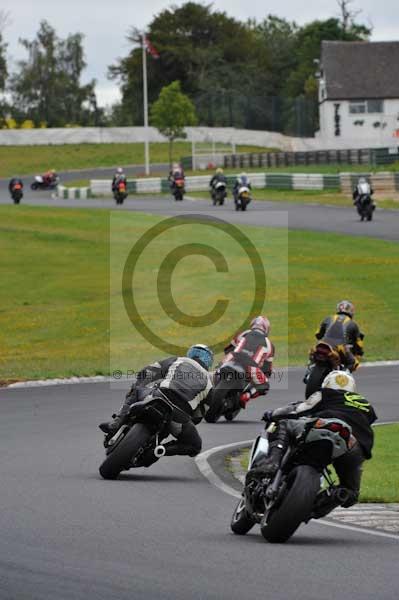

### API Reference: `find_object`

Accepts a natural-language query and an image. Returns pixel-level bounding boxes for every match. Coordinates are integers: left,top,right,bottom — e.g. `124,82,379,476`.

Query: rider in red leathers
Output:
223,315,275,408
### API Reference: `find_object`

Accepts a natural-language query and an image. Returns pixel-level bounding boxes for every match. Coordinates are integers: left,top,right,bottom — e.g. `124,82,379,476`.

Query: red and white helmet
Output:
250,315,270,335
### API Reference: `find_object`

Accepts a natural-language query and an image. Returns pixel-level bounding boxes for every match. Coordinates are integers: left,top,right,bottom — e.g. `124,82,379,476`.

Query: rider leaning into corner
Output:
314,300,364,372
248,370,377,518
233,172,251,203
222,316,275,409
100,344,214,467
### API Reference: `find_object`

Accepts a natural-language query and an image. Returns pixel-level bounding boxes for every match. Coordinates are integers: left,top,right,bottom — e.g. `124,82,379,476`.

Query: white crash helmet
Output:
322,370,356,393
116,167,123,174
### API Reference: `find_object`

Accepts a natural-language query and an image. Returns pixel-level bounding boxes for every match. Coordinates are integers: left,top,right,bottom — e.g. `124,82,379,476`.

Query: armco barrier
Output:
58,171,398,198
56,185,91,199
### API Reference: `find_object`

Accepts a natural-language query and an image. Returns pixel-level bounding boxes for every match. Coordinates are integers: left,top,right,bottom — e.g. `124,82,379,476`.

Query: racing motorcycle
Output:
99,389,182,480
10,182,23,204
234,185,251,211
30,174,59,191
113,179,128,205
172,177,185,201
230,414,356,543
204,361,247,423
211,181,227,206
355,195,374,222
303,339,355,398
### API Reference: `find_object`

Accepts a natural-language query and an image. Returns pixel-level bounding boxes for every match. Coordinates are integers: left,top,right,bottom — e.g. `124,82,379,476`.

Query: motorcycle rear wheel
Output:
231,497,256,535
305,363,331,398
99,423,152,480
260,465,320,543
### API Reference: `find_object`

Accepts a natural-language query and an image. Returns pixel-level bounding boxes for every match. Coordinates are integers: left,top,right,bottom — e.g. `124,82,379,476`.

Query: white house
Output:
317,41,399,148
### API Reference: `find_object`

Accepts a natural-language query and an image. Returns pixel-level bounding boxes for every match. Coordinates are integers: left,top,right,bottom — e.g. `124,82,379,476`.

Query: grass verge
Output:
237,423,399,503
0,206,398,381
189,189,399,210
0,143,275,178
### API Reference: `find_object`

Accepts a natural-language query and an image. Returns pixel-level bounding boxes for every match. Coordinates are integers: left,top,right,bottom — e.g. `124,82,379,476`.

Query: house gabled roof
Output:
320,40,399,100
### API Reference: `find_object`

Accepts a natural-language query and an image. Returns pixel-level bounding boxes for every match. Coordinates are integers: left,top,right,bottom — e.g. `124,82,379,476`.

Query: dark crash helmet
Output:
186,344,214,370
336,300,355,318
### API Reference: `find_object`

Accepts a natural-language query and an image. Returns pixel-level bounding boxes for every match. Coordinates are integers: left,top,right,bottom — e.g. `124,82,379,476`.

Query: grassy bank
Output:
0,206,398,381
0,143,274,178
237,423,399,503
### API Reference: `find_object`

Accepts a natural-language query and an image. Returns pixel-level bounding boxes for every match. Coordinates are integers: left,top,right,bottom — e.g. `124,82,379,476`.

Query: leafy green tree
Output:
150,80,197,165
10,20,97,126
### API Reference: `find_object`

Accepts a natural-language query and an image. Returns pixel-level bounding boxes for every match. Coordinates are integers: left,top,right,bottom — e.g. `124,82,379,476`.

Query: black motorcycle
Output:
204,362,247,423
231,415,355,543
355,195,374,221
171,177,185,201
211,181,227,206
234,185,251,211
113,179,128,205
303,340,350,398
10,182,23,204
99,391,181,480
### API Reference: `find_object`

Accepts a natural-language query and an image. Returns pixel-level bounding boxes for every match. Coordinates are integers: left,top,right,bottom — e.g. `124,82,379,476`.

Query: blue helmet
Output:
186,344,214,370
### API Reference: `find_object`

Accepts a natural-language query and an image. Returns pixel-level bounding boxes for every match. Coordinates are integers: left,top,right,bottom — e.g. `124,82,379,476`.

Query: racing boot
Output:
99,390,136,434
248,422,289,480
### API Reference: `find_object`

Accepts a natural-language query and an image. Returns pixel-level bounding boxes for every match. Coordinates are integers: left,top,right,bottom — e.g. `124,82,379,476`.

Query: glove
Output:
262,410,274,424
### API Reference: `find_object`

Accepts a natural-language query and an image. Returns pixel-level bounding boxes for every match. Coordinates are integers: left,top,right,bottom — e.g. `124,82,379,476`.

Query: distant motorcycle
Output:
355,195,374,221
172,177,185,201
10,182,23,204
211,181,227,206
31,175,59,191
235,186,251,211
113,179,128,205
230,414,356,543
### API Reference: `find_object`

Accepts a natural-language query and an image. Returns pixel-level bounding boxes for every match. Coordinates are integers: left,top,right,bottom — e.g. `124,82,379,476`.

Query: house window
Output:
367,100,384,113
349,101,366,114
349,100,384,114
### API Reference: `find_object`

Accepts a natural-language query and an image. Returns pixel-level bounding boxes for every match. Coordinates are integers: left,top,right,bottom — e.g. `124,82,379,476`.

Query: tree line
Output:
0,2,370,135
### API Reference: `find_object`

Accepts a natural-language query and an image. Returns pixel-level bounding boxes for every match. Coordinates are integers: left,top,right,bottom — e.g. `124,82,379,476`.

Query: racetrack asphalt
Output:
0,366,398,600
1,170,399,599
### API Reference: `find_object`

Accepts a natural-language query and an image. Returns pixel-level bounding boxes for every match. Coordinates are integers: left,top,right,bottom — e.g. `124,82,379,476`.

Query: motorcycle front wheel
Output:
260,465,320,543
231,496,256,535
99,423,152,480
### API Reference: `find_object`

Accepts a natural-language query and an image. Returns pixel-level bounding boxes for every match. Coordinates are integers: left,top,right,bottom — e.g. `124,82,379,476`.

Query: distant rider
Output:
43,169,57,187
112,167,127,192
8,177,24,195
233,172,251,203
314,300,364,372
168,162,185,192
222,316,275,408
99,344,214,467
353,177,375,213
209,167,227,199
248,370,377,518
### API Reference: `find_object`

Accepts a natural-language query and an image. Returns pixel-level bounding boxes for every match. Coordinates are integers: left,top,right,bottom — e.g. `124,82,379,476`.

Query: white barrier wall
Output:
1,125,397,152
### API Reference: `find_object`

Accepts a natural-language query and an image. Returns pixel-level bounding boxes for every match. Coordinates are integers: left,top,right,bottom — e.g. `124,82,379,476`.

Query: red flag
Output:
144,37,160,59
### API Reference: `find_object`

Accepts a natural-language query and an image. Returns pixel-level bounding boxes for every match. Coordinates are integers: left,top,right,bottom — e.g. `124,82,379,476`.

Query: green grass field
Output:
0,206,398,382
237,424,399,503
0,143,274,178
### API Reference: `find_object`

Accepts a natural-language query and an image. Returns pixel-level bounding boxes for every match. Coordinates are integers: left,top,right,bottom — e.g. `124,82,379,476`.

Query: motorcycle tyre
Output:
231,496,256,535
305,363,331,399
260,465,320,543
99,423,152,480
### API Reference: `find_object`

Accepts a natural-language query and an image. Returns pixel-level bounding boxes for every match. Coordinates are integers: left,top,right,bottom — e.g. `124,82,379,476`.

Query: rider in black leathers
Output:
8,177,24,195
315,300,364,371
99,344,214,466
209,168,227,200
112,167,127,192
247,370,377,517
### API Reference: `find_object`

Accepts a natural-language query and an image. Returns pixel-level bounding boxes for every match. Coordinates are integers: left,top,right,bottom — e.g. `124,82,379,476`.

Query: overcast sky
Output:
1,1,398,106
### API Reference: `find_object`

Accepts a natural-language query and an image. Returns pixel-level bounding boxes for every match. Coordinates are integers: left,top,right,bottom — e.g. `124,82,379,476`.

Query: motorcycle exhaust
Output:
154,445,166,458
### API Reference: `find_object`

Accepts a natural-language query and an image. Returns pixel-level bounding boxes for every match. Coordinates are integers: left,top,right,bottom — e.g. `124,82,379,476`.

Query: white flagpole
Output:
142,33,150,176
